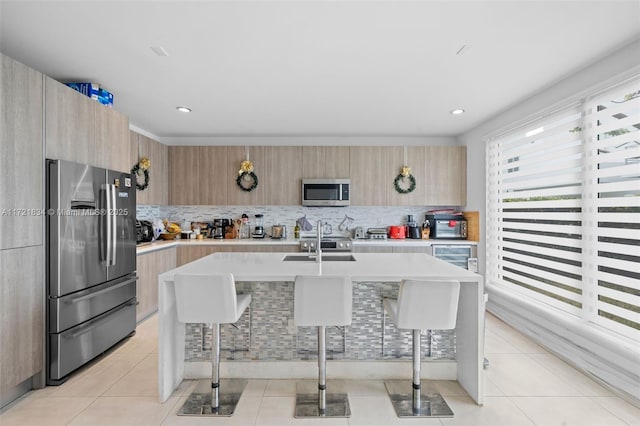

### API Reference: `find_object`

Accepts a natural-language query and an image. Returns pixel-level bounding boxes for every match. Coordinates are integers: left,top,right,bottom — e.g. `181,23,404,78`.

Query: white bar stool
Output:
383,279,460,418
173,273,251,416
293,275,352,418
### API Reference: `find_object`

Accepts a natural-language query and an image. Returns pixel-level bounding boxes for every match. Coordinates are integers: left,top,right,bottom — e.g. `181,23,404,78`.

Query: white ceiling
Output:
1,1,639,142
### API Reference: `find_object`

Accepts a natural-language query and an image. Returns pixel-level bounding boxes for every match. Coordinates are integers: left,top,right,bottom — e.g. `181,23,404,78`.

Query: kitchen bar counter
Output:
158,252,484,405
137,237,476,254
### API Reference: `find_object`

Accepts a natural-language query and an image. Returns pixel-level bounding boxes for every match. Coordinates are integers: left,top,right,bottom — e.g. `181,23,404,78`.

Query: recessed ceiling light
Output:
450,109,465,115
176,106,192,113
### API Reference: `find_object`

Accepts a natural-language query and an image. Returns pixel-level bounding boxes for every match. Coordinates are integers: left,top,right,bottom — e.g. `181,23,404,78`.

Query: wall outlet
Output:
467,257,478,273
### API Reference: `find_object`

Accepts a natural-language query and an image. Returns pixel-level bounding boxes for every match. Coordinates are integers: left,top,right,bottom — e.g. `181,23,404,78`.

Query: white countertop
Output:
158,252,482,283
137,237,477,255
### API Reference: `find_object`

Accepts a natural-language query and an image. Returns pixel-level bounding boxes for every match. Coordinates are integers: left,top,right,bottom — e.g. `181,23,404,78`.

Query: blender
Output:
252,214,265,238
407,214,421,239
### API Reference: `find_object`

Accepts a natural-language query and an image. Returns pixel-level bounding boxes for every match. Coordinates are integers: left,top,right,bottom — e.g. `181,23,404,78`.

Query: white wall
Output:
458,37,640,276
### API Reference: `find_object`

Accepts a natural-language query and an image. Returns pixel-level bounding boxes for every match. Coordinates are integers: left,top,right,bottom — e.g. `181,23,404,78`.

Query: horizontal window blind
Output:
487,76,640,341
586,80,640,339
487,107,584,316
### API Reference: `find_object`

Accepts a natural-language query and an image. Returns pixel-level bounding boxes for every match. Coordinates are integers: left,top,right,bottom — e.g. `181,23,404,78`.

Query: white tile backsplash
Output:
136,205,458,236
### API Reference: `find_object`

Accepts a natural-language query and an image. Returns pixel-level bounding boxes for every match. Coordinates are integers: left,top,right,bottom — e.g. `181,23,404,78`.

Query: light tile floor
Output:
1,313,638,425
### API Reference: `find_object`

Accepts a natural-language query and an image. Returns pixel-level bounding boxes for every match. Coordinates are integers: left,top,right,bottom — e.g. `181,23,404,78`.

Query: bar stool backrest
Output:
294,275,353,327
396,279,460,330
174,273,239,323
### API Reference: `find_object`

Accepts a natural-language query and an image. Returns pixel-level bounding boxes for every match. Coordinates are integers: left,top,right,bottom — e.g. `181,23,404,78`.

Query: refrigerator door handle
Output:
101,183,113,266
109,183,117,266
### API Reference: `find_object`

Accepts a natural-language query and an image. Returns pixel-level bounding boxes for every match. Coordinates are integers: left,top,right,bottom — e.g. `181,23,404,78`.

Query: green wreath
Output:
131,163,150,191
236,171,258,192
394,173,416,194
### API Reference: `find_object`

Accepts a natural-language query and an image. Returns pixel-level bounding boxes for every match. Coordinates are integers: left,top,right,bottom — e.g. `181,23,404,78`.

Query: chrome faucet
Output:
316,219,323,263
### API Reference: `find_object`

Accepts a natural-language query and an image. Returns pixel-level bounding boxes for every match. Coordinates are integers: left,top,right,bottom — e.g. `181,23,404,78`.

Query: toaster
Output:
388,225,406,239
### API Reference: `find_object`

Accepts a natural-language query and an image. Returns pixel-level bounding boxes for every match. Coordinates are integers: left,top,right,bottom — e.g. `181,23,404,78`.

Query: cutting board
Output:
463,211,480,242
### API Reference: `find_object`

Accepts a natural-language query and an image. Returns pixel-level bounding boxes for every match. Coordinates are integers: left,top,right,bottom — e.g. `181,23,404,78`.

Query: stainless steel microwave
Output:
302,179,350,206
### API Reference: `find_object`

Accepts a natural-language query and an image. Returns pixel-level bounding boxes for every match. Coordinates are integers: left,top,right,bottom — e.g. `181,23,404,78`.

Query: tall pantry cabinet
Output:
1,53,133,408
0,54,45,404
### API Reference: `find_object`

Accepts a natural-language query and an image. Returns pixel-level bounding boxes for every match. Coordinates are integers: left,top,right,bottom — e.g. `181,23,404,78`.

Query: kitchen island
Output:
158,252,485,404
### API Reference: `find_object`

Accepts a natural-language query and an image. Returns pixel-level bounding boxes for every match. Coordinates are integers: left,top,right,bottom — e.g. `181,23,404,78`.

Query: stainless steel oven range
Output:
299,237,353,252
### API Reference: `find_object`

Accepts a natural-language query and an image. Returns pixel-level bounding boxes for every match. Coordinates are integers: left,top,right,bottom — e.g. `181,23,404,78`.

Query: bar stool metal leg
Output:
318,325,327,413
384,329,455,418
212,323,220,410
294,326,351,418
178,322,247,417
412,329,421,413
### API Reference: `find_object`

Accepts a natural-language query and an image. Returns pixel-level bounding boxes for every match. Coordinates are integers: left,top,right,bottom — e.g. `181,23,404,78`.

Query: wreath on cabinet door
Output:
131,157,150,191
393,165,416,194
236,159,258,192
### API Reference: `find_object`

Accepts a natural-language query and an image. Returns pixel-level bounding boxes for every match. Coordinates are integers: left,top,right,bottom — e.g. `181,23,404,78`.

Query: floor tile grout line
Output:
62,395,100,426
588,395,634,426
505,395,540,426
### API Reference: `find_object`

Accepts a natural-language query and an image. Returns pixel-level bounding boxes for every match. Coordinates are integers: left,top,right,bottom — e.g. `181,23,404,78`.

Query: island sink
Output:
283,254,356,262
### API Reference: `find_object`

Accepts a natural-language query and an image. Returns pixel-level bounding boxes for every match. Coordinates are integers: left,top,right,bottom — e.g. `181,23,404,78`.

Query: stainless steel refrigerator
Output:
46,159,137,384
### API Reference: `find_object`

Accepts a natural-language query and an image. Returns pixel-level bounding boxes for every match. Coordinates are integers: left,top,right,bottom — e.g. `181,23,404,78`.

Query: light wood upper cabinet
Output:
386,146,427,206
134,131,169,205
262,146,302,205
349,146,387,206
302,146,350,178
425,146,466,206
165,145,466,207
45,76,131,173
226,146,267,205
94,103,129,172
198,146,228,205
0,54,43,249
168,146,200,205
45,76,94,164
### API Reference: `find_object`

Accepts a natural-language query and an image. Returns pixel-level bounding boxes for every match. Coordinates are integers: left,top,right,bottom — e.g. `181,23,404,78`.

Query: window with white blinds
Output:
487,78,639,341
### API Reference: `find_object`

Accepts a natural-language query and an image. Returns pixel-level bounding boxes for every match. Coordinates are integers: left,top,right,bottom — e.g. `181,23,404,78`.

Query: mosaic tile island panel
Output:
184,280,456,363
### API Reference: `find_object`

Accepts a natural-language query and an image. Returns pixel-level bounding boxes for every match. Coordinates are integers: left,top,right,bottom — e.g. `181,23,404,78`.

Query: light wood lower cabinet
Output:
176,244,295,266
353,245,430,254
392,246,430,254
353,245,393,253
0,246,43,394
136,248,176,321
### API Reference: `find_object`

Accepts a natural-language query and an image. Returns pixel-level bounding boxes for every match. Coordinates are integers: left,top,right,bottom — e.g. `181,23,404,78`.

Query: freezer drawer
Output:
49,274,137,333
48,300,136,382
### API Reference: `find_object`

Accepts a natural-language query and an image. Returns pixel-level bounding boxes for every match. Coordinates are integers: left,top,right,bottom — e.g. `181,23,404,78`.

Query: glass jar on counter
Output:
240,216,251,239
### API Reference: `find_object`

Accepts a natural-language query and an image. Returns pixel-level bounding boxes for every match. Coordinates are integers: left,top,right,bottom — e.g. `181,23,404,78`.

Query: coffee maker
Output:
213,219,225,239
252,214,265,238
406,215,421,239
